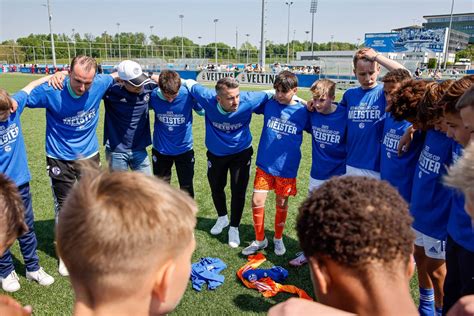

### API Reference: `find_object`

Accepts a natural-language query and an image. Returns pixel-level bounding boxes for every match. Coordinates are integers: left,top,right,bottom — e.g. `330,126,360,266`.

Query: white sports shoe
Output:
26,267,55,286
242,238,268,255
58,259,69,277
210,216,229,235
274,237,286,256
0,270,20,292
228,226,240,248
289,252,308,267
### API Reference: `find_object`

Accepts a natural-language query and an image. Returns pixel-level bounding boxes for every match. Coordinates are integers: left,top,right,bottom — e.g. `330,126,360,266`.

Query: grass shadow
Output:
195,216,302,259
2,219,56,276
33,219,57,259
233,294,274,313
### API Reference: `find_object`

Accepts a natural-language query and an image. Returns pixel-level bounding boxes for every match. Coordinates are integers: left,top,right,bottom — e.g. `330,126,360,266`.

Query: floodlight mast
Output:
179,15,184,59
117,23,121,59
310,0,318,59
443,0,455,70
214,19,219,66
285,2,294,65
259,0,266,69
45,0,56,67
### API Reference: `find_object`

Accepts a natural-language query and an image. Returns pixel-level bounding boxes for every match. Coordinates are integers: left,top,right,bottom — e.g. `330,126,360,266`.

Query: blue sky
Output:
1,0,472,47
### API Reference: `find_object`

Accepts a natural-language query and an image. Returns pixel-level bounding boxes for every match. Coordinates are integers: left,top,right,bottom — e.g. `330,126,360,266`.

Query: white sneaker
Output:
26,267,55,286
242,238,268,255
289,252,308,267
210,216,229,235
274,237,286,256
1,270,20,292
58,259,69,277
228,226,240,248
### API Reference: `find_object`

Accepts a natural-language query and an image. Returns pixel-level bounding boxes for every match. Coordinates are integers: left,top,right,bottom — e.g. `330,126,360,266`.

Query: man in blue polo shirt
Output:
26,55,117,276
149,70,204,197
183,77,273,248
0,77,55,292
103,60,156,174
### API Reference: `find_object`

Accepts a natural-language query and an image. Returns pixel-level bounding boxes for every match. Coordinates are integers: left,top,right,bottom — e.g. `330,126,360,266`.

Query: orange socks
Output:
253,204,288,241
274,205,288,239
252,206,265,241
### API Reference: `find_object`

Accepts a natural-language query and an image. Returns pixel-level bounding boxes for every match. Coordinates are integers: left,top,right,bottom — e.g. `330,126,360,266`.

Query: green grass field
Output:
0,73,419,315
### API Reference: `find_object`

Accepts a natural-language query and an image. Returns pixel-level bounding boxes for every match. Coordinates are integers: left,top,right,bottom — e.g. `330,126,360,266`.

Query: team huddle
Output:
0,47,473,315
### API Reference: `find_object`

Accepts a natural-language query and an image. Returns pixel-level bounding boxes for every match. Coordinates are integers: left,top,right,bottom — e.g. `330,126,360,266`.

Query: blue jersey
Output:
150,86,202,155
187,83,271,156
307,104,346,180
410,130,453,240
255,99,309,178
448,142,474,252
27,74,114,160
0,91,30,187
380,113,424,203
341,85,385,171
103,82,156,152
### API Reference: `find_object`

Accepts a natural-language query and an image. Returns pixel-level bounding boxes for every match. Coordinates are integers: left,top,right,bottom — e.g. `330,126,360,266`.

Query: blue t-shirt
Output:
103,82,156,152
187,83,271,156
341,84,385,171
0,91,30,187
27,74,114,160
410,130,453,240
307,104,347,180
448,142,474,252
380,113,424,203
149,86,203,155
255,99,309,178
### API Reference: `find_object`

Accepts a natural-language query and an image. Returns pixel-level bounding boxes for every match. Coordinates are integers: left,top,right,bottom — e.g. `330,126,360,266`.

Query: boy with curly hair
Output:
380,69,424,203
289,78,346,267
438,75,474,313
269,176,418,315
391,79,455,315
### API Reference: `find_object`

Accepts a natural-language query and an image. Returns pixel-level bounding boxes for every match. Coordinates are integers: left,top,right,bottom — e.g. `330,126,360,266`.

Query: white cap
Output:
116,60,151,87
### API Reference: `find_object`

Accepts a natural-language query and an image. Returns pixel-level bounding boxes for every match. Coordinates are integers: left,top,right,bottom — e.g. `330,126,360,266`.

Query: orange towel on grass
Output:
237,253,313,300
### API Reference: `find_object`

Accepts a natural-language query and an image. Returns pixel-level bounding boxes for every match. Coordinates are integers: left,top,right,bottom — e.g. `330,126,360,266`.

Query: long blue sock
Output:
418,287,435,316
435,306,443,316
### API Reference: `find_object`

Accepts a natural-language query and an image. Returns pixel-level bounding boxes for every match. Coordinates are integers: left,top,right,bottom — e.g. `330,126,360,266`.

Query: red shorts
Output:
253,167,297,197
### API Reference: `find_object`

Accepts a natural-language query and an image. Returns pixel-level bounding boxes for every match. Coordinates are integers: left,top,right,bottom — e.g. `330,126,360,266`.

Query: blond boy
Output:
56,167,197,315
270,177,418,316
289,79,346,267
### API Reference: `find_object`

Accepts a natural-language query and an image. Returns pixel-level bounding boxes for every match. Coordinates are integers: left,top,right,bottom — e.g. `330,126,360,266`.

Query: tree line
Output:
0,32,358,64
4,32,470,65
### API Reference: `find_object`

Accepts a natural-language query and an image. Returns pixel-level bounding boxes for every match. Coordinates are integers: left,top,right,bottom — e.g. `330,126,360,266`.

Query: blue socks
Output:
418,287,435,316
435,307,443,316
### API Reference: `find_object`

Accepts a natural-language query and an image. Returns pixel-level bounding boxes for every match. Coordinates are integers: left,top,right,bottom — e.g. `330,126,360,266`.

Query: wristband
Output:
373,53,380,62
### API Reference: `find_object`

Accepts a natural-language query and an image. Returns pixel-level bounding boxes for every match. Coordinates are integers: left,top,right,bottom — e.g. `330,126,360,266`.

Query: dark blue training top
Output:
102,82,156,152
